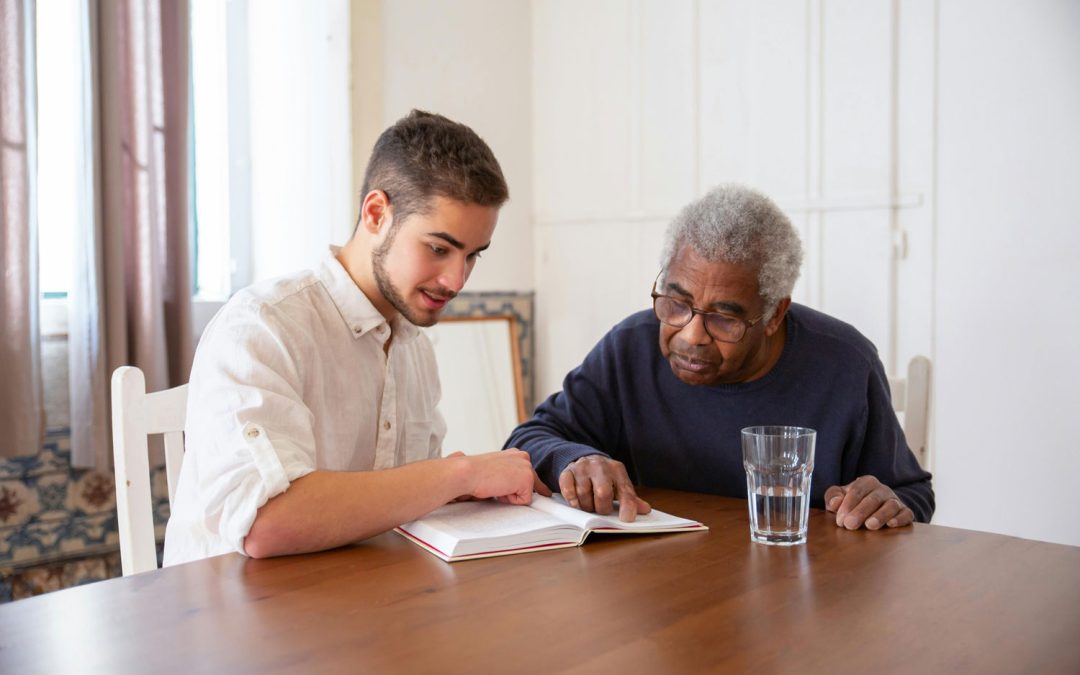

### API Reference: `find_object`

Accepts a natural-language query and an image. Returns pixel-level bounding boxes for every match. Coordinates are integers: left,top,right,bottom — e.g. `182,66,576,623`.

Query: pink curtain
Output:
68,0,192,470
0,0,43,460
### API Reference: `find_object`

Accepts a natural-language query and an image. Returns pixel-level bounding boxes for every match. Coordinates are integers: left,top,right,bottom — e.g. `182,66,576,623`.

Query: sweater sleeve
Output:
857,356,936,522
504,331,626,490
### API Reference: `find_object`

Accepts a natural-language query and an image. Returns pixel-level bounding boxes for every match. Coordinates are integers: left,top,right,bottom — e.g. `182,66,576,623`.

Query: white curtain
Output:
67,0,193,470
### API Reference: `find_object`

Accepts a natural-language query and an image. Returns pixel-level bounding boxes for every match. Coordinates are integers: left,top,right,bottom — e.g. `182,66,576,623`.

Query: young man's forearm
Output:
242,451,539,558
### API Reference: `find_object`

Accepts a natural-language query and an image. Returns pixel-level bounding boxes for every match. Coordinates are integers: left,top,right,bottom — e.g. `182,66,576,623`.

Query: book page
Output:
399,500,584,558
416,500,568,539
527,494,705,532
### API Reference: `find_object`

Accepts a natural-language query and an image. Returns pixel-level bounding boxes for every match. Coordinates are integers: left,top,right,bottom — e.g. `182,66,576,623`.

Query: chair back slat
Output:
144,385,188,434
162,430,185,507
111,366,188,576
888,356,933,472
904,356,932,469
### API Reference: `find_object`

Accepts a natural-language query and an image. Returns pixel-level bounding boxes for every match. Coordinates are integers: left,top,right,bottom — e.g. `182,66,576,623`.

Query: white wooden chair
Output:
889,355,932,471
111,366,188,576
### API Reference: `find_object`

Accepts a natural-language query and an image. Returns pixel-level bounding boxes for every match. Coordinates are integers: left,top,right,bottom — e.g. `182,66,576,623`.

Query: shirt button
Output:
353,327,362,334
383,420,391,431
377,325,386,333
245,427,260,439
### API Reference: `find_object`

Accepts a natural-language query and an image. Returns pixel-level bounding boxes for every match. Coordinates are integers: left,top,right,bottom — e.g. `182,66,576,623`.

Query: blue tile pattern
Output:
0,429,169,602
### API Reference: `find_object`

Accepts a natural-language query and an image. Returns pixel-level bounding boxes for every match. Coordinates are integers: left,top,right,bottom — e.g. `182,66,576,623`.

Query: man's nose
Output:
438,256,468,294
678,313,712,346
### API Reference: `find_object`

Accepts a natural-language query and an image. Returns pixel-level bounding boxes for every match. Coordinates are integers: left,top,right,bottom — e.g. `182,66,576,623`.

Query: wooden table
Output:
1,489,1078,674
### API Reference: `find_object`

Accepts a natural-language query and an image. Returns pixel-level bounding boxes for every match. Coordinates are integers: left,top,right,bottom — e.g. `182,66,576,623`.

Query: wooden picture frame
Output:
423,315,526,455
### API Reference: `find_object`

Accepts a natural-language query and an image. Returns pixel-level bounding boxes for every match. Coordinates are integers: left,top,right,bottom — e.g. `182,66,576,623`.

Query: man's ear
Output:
764,297,792,337
359,190,391,236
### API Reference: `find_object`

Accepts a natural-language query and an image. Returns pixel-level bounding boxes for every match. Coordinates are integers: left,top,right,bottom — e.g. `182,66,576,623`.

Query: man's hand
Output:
452,450,552,506
559,454,651,522
825,475,914,530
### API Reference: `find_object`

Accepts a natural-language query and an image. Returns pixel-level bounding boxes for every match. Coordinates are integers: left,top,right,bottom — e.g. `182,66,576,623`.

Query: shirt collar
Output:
317,247,420,342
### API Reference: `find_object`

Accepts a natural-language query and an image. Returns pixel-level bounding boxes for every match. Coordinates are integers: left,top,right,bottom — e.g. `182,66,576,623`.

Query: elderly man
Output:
507,184,933,529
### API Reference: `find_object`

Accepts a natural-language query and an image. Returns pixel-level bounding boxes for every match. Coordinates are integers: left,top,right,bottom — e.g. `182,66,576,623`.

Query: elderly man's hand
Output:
824,475,914,530
559,455,652,522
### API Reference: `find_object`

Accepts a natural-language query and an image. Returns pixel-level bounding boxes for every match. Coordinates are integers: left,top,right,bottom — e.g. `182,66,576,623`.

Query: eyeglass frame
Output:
650,271,765,344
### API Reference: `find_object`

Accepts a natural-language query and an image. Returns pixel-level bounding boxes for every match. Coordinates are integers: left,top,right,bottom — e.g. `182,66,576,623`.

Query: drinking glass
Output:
741,426,816,545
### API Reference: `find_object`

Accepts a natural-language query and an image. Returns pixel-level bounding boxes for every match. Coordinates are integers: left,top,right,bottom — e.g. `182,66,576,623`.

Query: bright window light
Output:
191,0,232,299
36,0,80,297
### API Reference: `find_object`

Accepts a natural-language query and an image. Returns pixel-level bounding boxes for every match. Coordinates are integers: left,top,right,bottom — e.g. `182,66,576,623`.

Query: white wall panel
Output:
894,0,936,380
820,0,891,194
819,212,892,352
533,0,633,221
635,220,669,284
639,0,698,212
534,222,645,398
934,0,1080,546
699,0,809,196
817,1,894,355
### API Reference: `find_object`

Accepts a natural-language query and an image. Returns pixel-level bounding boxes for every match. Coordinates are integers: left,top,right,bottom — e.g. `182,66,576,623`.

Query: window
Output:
36,0,89,336
190,0,352,304
36,0,353,338
36,0,82,300
190,0,251,301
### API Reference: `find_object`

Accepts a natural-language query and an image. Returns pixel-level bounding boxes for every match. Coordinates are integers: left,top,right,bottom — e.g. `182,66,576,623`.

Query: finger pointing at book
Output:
559,455,652,522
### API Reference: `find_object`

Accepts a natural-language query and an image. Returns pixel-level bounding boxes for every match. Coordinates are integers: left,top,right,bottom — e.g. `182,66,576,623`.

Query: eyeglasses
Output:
651,274,764,344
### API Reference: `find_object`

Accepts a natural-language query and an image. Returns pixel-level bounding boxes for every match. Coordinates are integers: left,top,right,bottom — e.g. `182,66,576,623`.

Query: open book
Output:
395,494,708,562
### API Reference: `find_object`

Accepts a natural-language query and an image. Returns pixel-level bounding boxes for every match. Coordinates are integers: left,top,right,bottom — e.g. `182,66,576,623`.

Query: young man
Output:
164,111,547,565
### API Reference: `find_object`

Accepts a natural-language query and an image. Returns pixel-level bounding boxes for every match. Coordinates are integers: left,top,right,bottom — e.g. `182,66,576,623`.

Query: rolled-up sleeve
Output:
208,422,296,554
164,302,319,563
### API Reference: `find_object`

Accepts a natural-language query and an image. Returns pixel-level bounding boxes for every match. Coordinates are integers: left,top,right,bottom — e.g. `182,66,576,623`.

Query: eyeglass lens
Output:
654,296,746,342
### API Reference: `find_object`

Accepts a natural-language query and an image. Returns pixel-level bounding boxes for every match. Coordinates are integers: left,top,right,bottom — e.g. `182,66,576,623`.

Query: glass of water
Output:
741,426,817,546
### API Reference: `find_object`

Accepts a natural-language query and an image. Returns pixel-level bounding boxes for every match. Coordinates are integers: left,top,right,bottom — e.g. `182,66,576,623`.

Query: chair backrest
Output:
111,366,188,576
888,355,932,471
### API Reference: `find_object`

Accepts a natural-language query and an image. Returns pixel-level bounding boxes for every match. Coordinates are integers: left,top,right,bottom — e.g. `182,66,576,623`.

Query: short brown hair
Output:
360,110,508,226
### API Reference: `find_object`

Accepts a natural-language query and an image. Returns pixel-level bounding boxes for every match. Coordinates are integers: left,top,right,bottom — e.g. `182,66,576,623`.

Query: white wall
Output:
932,0,1080,545
381,0,534,292
247,0,353,282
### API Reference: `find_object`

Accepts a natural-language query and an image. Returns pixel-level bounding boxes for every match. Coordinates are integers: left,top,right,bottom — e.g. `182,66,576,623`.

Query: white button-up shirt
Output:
163,252,446,566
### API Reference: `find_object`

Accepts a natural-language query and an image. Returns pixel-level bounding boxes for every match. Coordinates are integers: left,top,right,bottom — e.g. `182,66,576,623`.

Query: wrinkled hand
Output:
559,454,651,522
825,475,914,530
450,450,551,505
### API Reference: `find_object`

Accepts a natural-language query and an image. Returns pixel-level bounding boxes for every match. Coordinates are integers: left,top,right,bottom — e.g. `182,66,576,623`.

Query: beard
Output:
372,234,455,327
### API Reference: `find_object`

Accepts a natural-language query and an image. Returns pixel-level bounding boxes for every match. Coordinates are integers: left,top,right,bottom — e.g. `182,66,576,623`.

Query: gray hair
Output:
660,184,803,319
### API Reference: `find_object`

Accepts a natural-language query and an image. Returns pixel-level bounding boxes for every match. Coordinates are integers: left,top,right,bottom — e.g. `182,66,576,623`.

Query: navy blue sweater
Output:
507,304,934,522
